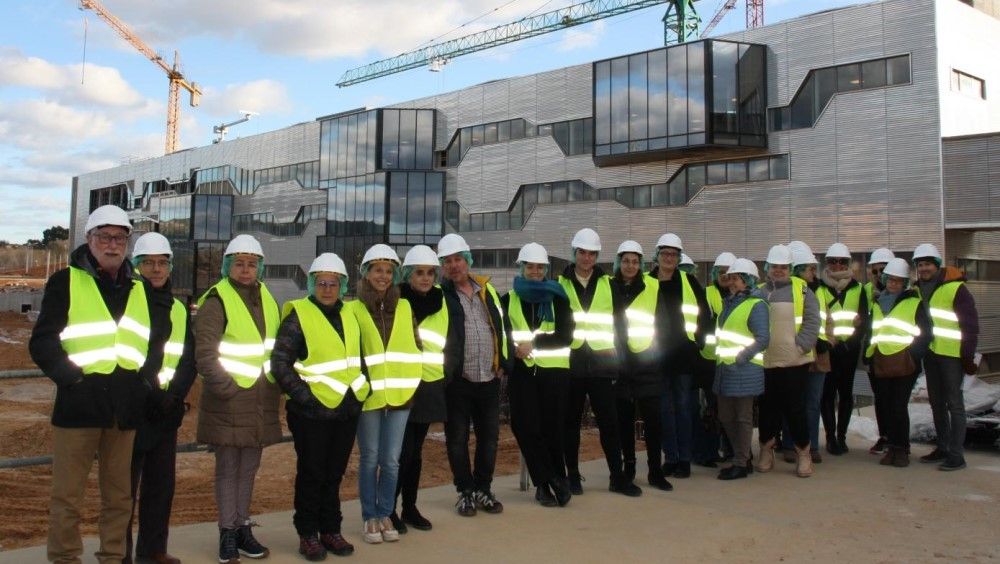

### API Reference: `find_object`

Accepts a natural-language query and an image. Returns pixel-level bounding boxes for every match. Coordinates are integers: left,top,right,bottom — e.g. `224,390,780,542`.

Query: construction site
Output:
3,0,1000,560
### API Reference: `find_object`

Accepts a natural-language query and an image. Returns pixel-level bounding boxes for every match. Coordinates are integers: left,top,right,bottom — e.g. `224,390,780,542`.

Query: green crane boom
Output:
336,0,704,87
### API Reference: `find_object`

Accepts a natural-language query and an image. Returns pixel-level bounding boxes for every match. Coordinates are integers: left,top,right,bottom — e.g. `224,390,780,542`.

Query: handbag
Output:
873,349,917,378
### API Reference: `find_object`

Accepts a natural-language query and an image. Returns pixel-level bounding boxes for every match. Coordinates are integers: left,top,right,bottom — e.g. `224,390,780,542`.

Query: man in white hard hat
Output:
559,228,641,496
815,242,869,455
125,233,196,564
436,233,512,516
30,205,172,564
912,243,979,471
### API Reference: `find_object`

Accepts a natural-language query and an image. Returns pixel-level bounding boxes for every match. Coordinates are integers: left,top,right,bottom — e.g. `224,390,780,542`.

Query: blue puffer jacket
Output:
713,290,769,398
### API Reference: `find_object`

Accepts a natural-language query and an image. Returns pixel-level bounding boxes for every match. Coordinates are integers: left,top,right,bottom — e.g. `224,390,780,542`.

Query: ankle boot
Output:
623,459,636,482
879,446,896,466
756,439,776,473
795,445,813,477
892,447,910,468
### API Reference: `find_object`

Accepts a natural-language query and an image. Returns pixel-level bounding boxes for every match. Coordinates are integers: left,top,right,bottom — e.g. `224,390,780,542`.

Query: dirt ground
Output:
0,312,36,371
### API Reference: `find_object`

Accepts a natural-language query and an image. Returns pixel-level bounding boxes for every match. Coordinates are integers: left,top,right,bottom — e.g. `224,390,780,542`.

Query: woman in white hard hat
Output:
863,247,895,455
610,240,673,491
713,258,769,480
754,245,820,478
390,245,459,531
863,258,931,467
347,244,421,544
271,253,364,560
816,243,869,456
502,242,575,507
195,234,281,562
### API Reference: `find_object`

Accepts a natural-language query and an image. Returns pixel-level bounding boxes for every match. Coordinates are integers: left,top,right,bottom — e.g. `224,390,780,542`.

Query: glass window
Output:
498,120,510,142
551,182,567,203
388,173,407,235
814,67,837,118
346,114,358,177
471,125,484,147
687,164,705,197
610,56,630,143
482,212,496,231
687,42,705,133
647,49,667,139
629,53,648,141
510,119,526,140
415,110,434,170
447,136,461,167
553,122,569,153
496,212,510,231
862,58,886,88
485,122,498,144
726,161,747,183
425,173,443,235
770,155,789,179
887,55,910,85
470,214,483,231
460,128,472,157
790,74,815,129
652,183,669,206
537,124,553,137
522,184,538,212
634,185,651,208
595,60,611,145
537,183,552,204
707,162,727,184
837,63,861,91
711,41,739,140
738,44,766,142
381,110,399,169
668,171,686,206
582,118,593,154
407,173,425,235
748,157,769,181
398,110,416,170
569,180,586,201
192,196,207,239
509,197,523,228
667,45,687,136
616,186,634,206
367,111,378,173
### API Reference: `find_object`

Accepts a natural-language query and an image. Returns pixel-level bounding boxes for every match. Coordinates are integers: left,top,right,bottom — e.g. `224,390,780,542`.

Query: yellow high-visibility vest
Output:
197,278,279,388
349,299,422,410
157,298,187,388
559,274,616,351
926,281,964,358
417,296,449,382
865,296,922,358
507,290,570,369
715,297,765,366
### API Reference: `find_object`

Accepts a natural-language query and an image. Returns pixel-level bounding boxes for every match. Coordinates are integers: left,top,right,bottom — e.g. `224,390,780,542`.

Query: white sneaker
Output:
363,518,383,544
379,516,400,542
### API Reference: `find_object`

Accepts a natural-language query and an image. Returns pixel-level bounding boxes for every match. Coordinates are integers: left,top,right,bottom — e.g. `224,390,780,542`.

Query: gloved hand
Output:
962,357,979,376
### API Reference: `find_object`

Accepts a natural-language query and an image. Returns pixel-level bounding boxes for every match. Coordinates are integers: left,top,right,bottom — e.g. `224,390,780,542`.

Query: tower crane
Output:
213,112,258,144
700,0,764,38
80,0,202,154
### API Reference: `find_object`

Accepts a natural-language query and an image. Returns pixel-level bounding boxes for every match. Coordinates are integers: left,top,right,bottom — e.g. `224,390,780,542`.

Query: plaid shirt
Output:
456,279,497,383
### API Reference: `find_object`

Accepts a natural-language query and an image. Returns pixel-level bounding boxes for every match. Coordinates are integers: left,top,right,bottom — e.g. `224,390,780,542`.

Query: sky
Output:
0,0,863,244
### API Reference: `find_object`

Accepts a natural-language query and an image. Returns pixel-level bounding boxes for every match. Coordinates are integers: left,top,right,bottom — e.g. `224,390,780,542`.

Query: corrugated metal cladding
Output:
942,134,1000,226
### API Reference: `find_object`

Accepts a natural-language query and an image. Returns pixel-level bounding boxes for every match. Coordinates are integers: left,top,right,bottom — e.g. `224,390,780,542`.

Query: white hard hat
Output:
656,233,683,251
787,240,813,257
85,205,132,233
361,244,400,266
791,247,818,267
516,242,549,265
225,234,264,258
309,252,348,276
680,253,694,267
132,232,172,258
869,247,895,265
825,242,851,259
570,228,602,252
436,233,470,258
729,258,760,279
402,245,439,268
617,240,643,256
882,257,910,279
913,243,942,263
713,252,737,268
766,244,792,265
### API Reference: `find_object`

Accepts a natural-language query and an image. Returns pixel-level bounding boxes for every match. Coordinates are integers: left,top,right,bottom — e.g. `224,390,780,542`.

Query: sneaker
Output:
717,465,749,481
455,491,477,517
299,534,327,561
379,516,399,542
568,474,584,495
236,523,269,559
673,461,691,479
920,448,948,463
388,511,407,535
939,457,966,471
535,484,557,507
319,533,354,556
609,476,642,497
473,490,504,514
218,528,239,564
362,519,383,544
401,506,432,531
869,437,888,455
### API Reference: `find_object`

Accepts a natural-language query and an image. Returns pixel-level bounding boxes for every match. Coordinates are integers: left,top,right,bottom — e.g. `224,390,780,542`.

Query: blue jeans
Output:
661,373,693,463
782,371,825,452
357,409,410,521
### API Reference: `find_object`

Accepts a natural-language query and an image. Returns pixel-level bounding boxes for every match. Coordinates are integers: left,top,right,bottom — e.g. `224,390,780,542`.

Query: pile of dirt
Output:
0,312,36,371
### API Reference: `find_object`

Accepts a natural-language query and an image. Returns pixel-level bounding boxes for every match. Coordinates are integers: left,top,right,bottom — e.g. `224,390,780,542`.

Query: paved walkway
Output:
4,431,999,563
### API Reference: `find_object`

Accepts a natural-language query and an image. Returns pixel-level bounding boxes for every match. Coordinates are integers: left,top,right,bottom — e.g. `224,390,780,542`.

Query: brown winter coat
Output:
195,278,282,447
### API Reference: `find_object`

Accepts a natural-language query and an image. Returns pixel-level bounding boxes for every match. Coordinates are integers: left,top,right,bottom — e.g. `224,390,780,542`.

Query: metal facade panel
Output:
482,81,510,123
507,75,538,124
832,2,886,64
535,68,568,124
966,282,1000,353
943,137,991,223
458,86,485,127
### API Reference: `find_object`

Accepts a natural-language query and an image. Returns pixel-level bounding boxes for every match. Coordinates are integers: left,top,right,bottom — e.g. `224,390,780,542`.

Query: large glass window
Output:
191,195,233,241
443,118,532,167
385,172,444,244
319,109,378,182
711,41,738,143
158,195,192,239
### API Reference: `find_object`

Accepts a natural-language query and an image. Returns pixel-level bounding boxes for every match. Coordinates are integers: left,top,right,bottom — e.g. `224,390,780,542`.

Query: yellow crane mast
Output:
80,0,201,154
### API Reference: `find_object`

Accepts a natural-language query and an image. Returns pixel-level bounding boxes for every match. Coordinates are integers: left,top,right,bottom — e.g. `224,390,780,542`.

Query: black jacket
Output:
500,288,574,379
646,266,712,378
401,284,460,424
439,275,514,379
559,265,619,379
611,274,664,398
29,244,170,429
271,297,362,421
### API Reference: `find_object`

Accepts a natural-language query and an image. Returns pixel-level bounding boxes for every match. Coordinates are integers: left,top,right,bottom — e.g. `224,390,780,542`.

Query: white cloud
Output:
0,100,115,150
0,185,72,242
0,49,148,108
557,20,606,52
200,79,291,117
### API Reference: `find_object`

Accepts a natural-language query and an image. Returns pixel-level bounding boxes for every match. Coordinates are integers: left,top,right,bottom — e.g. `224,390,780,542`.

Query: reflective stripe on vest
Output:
417,296,449,382
715,297,765,366
626,274,658,353
700,283,724,360
819,283,862,340
927,281,963,358
157,298,188,388
865,296,922,358
559,274,616,350
805,277,830,343
283,298,369,409
507,290,570,369
60,267,151,374
197,279,279,389
679,272,700,342
349,299,422,410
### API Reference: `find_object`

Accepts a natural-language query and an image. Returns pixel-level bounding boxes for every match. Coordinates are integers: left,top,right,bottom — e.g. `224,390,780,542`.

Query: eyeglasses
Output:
659,250,680,258
826,258,849,265
315,280,340,289
140,258,171,269
92,232,128,245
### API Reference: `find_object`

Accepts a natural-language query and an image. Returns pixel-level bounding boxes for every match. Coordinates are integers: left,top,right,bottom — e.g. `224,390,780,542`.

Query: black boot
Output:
623,459,636,482
826,434,843,455
609,473,642,497
535,483,557,507
673,461,691,479
219,528,239,564
550,477,572,507
236,523,269,559
717,465,749,481
647,468,674,491
567,474,584,495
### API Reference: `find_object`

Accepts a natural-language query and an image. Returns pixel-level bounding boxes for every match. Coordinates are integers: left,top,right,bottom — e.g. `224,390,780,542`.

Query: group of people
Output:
30,205,980,564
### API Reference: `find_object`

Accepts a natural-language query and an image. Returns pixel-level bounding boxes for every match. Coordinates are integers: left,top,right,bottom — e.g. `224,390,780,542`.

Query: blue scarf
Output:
512,276,567,322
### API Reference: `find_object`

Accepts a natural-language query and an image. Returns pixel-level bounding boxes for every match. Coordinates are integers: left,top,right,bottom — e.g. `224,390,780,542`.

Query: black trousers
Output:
822,342,860,439
870,374,918,449
125,428,177,559
564,376,623,479
509,368,569,486
287,410,359,536
616,394,662,474
445,377,501,493
759,365,810,449
395,421,430,511
868,371,886,438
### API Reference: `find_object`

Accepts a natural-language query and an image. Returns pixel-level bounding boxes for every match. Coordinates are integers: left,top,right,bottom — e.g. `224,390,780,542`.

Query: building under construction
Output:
71,0,1000,357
